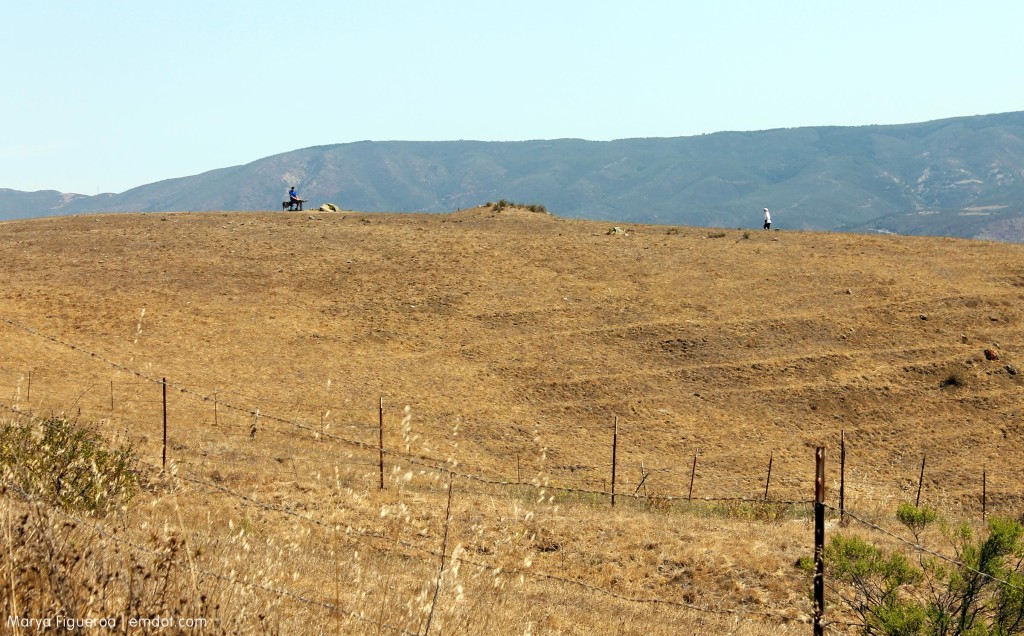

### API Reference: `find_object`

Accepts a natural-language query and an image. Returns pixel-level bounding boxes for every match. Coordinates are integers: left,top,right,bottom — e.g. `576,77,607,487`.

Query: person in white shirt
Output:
763,208,772,230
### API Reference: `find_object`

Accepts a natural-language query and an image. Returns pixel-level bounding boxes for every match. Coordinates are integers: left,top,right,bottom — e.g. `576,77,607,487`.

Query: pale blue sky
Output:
4,1,1023,194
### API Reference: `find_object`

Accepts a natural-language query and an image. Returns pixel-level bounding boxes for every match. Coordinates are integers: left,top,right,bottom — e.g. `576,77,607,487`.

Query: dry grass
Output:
2,206,1024,633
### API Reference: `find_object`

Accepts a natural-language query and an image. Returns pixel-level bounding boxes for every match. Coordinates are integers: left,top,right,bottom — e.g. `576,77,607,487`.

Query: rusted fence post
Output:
688,449,698,502
379,398,385,491
161,378,168,471
764,450,774,501
840,430,846,523
610,416,618,508
915,455,926,507
814,446,826,636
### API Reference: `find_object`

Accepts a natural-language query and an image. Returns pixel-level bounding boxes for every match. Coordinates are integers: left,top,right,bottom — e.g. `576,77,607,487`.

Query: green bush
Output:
823,513,1024,635
897,502,938,541
0,416,138,514
490,200,547,214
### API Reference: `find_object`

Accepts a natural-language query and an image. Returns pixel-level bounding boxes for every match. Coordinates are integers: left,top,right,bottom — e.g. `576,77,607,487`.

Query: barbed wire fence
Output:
0,373,825,513
1,432,809,631
3,314,1023,633
0,360,1014,519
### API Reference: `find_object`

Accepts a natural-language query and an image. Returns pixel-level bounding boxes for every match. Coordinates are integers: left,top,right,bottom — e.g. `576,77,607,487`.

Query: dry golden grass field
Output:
2,206,1023,634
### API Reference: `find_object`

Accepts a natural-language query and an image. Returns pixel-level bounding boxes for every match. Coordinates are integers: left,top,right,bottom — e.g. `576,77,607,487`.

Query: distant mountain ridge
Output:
4,111,1024,240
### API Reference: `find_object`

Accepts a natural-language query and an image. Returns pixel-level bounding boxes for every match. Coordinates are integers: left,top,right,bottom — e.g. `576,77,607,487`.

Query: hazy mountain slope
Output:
0,188,90,221
4,111,1024,238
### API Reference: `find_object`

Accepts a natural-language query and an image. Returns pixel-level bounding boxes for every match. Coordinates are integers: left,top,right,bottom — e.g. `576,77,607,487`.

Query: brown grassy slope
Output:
2,208,1021,504
1,207,1023,633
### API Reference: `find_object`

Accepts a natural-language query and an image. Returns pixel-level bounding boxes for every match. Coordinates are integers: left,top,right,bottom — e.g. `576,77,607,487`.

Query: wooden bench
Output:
282,199,306,211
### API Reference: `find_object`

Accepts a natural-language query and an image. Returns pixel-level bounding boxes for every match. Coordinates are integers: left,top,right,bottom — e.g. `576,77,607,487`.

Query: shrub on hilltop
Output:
489,199,548,214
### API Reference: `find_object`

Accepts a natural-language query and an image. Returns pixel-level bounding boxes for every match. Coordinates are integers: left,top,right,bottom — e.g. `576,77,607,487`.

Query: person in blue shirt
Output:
288,186,304,211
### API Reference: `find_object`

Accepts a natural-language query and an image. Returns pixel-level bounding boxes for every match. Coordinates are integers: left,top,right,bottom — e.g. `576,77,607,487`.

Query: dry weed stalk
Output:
423,475,454,635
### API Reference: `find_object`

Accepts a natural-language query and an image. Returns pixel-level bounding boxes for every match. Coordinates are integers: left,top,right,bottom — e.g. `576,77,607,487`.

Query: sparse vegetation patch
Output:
489,199,548,214
940,367,968,388
0,415,138,514
821,507,1024,636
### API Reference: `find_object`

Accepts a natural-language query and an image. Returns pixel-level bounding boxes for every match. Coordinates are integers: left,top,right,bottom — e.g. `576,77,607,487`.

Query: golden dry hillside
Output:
2,207,1023,634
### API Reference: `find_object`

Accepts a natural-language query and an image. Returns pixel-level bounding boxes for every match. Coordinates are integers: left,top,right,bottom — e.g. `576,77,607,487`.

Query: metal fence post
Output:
814,446,825,636
982,466,987,521
610,417,618,508
688,449,698,502
916,455,926,507
840,430,846,523
379,398,385,491
162,378,168,471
